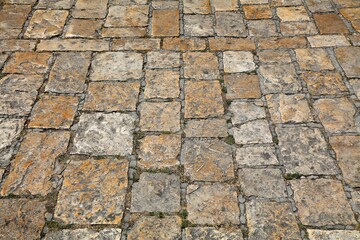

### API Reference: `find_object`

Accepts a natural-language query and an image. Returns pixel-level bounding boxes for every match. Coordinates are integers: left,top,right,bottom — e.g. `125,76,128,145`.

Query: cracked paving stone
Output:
65,19,102,38
147,51,180,68
144,70,180,99
276,126,338,175
44,228,122,240
223,51,256,73
186,184,240,225
138,134,181,169
54,157,128,224
3,52,52,74
229,101,266,125
225,74,261,99
131,172,180,212
127,216,181,240
335,47,360,78
105,5,149,27
185,227,243,240
308,230,360,240
184,15,214,37
184,118,228,138
313,14,349,34
295,48,334,71
215,12,247,37
236,145,279,166
1,131,70,196
183,52,219,79
0,199,46,240
183,0,211,14
152,9,180,37
182,139,234,182
71,113,136,155
73,0,108,18
291,179,357,226
301,72,348,95
246,200,301,240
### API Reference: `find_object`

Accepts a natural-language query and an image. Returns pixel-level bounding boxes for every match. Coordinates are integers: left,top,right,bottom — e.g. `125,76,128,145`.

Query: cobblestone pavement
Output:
0,0,360,239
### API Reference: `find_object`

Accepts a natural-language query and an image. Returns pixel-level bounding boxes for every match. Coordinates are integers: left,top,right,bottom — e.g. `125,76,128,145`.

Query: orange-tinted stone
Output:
152,10,179,37
243,5,272,19
3,52,52,74
313,14,349,34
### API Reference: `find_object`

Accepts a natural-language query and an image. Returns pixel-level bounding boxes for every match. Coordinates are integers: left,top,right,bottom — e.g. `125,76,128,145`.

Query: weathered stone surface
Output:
138,134,181,169
313,13,349,34
139,102,181,132
229,101,266,125
314,98,358,133
335,47,360,78
112,0,147,4
276,126,338,175
225,74,262,99
280,21,318,36
131,173,180,212
0,199,46,240
84,81,140,111
187,184,240,225
307,230,360,240
55,158,128,224
183,52,219,79
152,10,179,36
291,179,356,226
37,0,74,9
3,52,52,74
0,5,31,29
37,39,109,51
215,12,247,37
144,70,180,99
246,201,301,240
105,5,149,27
243,5,272,19
301,72,348,95
349,79,360,98
248,20,279,37
1,131,70,196
112,39,161,51
182,139,234,182
209,38,256,51
213,0,238,11
184,15,214,36
233,120,272,144
340,8,360,32
223,51,255,73
73,0,108,18
45,229,122,240
236,145,278,166
333,0,360,7
185,227,243,240
147,52,180,68
91,52,143,80
25,10,68,38
128,216,181,240
304,0,334,12
271,0,302,6
257,50,292,63
277,6,310,21
102,27,147,37
307,35,350,47
162,38,206,51
65,19,102,38
295,48,334,71
258,36,307,50
0,40,36,51
0,54,8,67
241,0,268,4
184,81,224,118
152,1,178,9
184,118,228,138
0,119,25,167
183,0,211,14
71,113,136,155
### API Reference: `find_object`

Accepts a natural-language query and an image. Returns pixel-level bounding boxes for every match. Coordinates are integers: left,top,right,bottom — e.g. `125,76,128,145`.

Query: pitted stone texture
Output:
301,72,348,96
183,0,211,14
138,134,181,169
46,52,91,94
335,47,360,78
131,173,180,212
128,216,181,240
330,136,360,187
295,48,334,71
0,199,46,240
73,0,108,18
182,139,234,182
37,39,109,51
0,39,36,51
246,201,301,240
187,184,240,225
209,38,256,51
304,0,334,13
280,21,318,36
65,19,102,38
144,70,180,99
248,20,279,37
0,75,43,115
185,227,243,240
184,15,214,37
183,52,219,79
229,101,266,125
91,52,143,81
236,145,278,166
152,10,179,37
0,5,31,29
105,5,149,27
308,230,360,240
45,228,122,240
84,81,140,111
223,51,255,73
1,131,70,196
233,120,272,144
224,74,261,99
215,12,247,37
71,113,136,155
147,52,180,68
184,118,228,138
313,14,348,34
139,102,181,132
213,0,238,11
314,98,359,133
277,6,310,22
276,126,338,175
184,81,224,118
3,52,52,74
239,168,287,198
0,119,25,168
291,179,356,226
55,158,128,224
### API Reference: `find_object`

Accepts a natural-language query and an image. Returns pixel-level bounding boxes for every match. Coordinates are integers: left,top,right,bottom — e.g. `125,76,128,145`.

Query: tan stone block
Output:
314,13,349,34
65,19,102,38
213,0,238,11
184,118,228,138
209,38,256,51
37,39,110,51
144,70,180,99
340,8,360,31
185,228,243,240
308,230,360,240
307,35,350,47
162,38,206,51
295,48,334,71
105,5,149,27
112,39,160,51
301,72,348,95
258,36,307,50
184,15,214,37
225,74,261,99
333,0,360,8
152,9,179,36
0,40,36,52
102,27,147,37
277,6,310,22
335,47,360,78
280,21,318,36
147,51,180,68
183,52,219,79
257,50,292,63
243,5,272,19
0,5,31,29
3,52,52,74
183,0,211,14
215,12,247,37
248,20,279,37
73,0,108,18
223,51,255,73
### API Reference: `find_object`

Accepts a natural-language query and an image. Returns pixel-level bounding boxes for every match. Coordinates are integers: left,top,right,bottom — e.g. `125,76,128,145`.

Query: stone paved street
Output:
0,0,360,239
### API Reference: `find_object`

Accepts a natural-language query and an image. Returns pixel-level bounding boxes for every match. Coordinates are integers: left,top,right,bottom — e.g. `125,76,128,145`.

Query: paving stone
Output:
276,126,338,175
0,39,37,51
182,139,234,182
208,38,256,51
0,5,31,29
243,5,272,19
29,95,78,129
184,118,228,137
295,48,334,71
147,52,180,68
112,39,161,51
307,35,350,47
233,120,272,144
152,1,179,9
259,64,302,94
349,79,360,98
213,0,238,11
54,157,128,224
0,119,25,168
184,15,214,37
246,200,301,240
162,37,206,51
45,229,122,240
215,12,247,37
3,52,52,74
152,9,179,36
258,36,307,50
291,179,356,226
335,47,360,78
139,102,181,132
280,21,318,36
240,0,268,4
113,0,147,4
307,230,360,240
4,0,37,3
138,134,181,169
313,14,349,34
102,27,147,37
183,52,219,79
185,227,243,240
333,0,360,7
257,50,292,63
84,81,139,111
0,54,8,67
225,74,261,99
184,81,224,118
90,52,143,80
144,70,180,99
340,8,360,32
236,145,278,166
0,74,44,115
187,184,240,225
277,6,310,22
183,0,211,14
73,0,108,18
301,72,348,95
229,101,266,125
131,172,180,212
0,28,21,39
0,169,4,181
271,0,302,6
71,113,136,155
37,39,110,51
65,19,102,38
266,94,313,123
46,52,91,94
248,20,279,37
1,131,70,196
223,51,255,73
105,5,149,27
24,10,68,38
37,0,74,9
314,98,358,133
0,199,46,240
128,216,181,240
304,0,334,12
